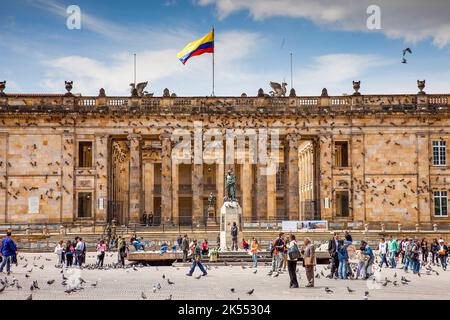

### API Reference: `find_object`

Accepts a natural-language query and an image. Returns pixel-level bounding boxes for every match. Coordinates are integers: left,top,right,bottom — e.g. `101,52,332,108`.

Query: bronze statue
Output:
225,170,236,202
208,192,216,209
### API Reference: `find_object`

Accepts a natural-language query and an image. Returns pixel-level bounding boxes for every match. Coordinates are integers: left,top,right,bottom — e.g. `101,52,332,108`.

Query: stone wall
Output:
0,93,450,227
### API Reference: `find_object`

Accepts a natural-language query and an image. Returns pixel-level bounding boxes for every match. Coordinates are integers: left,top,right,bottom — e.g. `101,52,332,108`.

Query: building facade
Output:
0,84,450,229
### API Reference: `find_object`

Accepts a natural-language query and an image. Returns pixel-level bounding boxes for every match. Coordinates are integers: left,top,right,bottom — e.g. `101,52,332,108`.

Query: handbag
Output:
303,256,316,266
288,243,301,260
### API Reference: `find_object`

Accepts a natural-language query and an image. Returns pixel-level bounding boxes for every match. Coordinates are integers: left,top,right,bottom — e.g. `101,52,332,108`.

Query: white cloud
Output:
297,54,393,95
41,30,264,96
197,0,450,48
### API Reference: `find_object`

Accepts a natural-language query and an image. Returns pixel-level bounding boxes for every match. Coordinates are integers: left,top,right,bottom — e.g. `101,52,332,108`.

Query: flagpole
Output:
290,52,293,90
134,53,137,85
212,26,215,97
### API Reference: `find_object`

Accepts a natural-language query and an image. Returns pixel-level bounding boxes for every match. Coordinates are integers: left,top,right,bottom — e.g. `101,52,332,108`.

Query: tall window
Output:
434,191,448,217
78,142,93,167
433,141,446,166
335,191,349,218
78,192,92,218
334,141,349,167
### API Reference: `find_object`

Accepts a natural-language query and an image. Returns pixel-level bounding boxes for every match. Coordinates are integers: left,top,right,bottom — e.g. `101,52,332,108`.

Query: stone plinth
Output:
220,201,242,251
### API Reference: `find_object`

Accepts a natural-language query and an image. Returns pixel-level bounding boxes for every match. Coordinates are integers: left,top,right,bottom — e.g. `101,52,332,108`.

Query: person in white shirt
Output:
54,240,65,266
74,237,86,267
378,238,389,268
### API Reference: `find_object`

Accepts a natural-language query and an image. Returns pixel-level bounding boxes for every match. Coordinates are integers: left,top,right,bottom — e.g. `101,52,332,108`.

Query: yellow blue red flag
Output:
177,30,214,65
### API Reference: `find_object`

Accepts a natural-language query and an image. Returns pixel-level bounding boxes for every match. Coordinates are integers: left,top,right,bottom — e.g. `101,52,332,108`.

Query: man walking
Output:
117,236,127,267
182,235,189,262
269,232,285,275
231,222,238,251
387,236,399,268
0,231,17,275
302,238,316,287
186,239,207,277
327,233,339,279
75,237,86,268
403,238,413,272
378,238,389,268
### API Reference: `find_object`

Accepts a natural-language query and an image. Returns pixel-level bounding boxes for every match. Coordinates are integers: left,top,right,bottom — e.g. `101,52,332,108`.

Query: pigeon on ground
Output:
47,280,55,285
141,292,147,300
230,288,235,293
167,279,175,285
325,287,334,294
347,287,355,293
246,289,254,295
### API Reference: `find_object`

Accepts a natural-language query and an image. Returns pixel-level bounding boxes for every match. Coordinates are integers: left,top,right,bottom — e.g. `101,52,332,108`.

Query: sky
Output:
0,0,449,97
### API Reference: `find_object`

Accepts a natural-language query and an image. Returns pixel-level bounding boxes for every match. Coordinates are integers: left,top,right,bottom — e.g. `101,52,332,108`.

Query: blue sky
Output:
0,0,449,96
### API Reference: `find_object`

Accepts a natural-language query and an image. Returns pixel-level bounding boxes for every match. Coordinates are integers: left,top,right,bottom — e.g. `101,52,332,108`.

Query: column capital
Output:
127,133,142,142
286,133,301,142
160,132,172,141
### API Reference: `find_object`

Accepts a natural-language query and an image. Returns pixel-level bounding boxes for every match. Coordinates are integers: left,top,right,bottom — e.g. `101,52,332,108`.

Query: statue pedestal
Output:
219,201,242,251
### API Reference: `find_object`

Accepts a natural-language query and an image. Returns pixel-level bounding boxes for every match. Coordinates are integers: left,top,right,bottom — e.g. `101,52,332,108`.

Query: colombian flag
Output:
177,30,214,65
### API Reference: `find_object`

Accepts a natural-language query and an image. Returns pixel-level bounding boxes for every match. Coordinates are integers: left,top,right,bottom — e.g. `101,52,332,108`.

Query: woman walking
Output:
96,239,107,268
250,238,259,268
438,239,448,271
420,238,429,265
286,234,300,288
65,240,74,268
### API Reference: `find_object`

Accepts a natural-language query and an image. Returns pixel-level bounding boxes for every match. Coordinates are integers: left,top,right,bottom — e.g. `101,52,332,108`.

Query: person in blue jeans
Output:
186,239,207,277
0,231,18,275
378,238,389,268
411,240,421,274
337,240,349,280
403,239,413,272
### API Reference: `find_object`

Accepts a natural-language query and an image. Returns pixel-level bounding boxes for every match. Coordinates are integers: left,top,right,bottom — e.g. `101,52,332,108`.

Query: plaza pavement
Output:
0,252,449,300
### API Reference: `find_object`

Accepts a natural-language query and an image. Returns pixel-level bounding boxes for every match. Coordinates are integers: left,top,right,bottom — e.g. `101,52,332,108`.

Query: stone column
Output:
172,164,179,225
144,162,154,216
255,165,268,219
417,134,431,223
241,162,253,220
286,134,300,220
351,134,365,222
62,133,75,223
0,134,7,223
266,161,277,220
94,134,108,223
216,163,225,210
161,134,172,223
128,134,142,224
192,163,204,225
319,135,333,221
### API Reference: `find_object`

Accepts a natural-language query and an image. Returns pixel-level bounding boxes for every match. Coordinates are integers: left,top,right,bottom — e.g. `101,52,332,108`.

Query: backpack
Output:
288,243,301,260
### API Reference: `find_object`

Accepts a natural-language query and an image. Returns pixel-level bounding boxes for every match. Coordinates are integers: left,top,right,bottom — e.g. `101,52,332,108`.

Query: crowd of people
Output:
1,227,449,293
266,232,316,288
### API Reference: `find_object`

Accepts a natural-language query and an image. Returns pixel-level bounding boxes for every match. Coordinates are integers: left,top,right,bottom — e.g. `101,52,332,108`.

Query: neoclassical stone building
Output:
0,82,450,229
